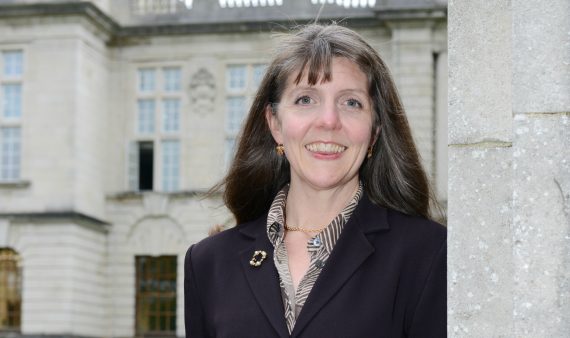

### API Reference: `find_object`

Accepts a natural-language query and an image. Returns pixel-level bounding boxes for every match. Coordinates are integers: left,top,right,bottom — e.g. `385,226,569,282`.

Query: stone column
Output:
511,0,570,336
448,0,570,337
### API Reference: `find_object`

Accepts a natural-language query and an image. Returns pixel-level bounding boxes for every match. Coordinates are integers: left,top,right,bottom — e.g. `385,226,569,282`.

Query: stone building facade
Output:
0,0,447,337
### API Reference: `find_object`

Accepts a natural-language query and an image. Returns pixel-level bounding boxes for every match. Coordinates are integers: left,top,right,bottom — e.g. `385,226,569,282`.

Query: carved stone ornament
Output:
189,68,216,115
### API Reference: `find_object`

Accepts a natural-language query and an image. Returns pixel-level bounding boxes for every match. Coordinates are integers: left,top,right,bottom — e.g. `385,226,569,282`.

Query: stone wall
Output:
105,193,230,337
6,220,108,336
0,15,111,220
448,0,570,336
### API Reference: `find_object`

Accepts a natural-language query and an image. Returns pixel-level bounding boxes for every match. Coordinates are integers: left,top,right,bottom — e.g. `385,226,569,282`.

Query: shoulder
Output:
357,201,446,301
387,208,446,270
190,226,240,255
185,216,265,267
356,194,446,242
384,207,446,262
354,196,446,258
386,208,446,246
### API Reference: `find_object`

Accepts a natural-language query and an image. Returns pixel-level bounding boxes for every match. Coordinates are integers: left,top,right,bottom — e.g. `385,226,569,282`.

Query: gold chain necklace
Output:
284,223,328,233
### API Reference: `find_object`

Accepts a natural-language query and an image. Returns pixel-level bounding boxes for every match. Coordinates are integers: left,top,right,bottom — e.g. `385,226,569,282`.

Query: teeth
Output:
306,143,346,154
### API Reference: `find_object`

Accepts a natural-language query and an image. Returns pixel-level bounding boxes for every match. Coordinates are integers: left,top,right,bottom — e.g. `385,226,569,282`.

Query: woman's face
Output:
267,57,378,192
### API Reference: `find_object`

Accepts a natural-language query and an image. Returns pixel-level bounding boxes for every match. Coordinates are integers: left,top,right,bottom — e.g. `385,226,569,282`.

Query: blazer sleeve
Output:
184,245,208,338
408,237,447,338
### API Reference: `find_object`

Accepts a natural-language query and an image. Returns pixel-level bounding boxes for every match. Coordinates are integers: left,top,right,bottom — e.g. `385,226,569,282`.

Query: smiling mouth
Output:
305,142,347,154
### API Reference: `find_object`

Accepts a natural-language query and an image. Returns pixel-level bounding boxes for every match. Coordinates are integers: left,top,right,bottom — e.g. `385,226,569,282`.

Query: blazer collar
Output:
238,217,289,338
351,193,390,233
237,193,390,337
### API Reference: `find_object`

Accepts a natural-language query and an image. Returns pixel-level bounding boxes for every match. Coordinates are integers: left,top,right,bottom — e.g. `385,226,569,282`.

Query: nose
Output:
316,101,342,130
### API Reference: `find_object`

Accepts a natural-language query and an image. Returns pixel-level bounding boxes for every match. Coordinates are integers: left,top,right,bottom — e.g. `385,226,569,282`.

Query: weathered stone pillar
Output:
448,0,570,337
511,0,570,336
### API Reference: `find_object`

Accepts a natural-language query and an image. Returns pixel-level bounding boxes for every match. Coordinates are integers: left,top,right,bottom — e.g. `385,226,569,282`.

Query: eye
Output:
345,98,363,109
294,95,314,105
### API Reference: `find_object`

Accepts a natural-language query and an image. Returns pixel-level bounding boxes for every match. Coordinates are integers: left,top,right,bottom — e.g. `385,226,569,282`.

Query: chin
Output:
302,175,357,191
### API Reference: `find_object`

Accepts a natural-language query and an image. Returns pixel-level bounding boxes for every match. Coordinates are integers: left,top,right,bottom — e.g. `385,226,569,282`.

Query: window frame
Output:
0,248,22,332
0,127,22,181
0,49,24,183
224,63,267,168
134,255,177,336
160,139,180,193
130,64,183,192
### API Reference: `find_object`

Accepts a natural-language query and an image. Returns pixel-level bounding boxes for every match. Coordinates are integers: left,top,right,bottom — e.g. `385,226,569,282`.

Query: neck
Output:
285,178,359,231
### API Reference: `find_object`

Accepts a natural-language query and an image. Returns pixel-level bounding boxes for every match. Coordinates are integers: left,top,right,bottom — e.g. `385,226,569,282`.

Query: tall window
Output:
135,256,177,335
0,50,23,182
130,66,182,192
161,140,180,192
224,64,266,167
0,248,21,332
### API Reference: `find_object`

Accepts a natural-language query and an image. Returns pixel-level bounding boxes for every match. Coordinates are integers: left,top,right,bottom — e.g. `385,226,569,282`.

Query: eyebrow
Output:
287,86,368,96
337,88,369,96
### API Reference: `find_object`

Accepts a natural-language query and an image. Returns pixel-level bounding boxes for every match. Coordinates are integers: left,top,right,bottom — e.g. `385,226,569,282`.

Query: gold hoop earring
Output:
276,144,285,156
367,145,373,158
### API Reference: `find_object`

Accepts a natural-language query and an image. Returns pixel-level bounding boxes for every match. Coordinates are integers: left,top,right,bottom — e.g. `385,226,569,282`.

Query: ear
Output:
370,125,380,146
265,104,283,144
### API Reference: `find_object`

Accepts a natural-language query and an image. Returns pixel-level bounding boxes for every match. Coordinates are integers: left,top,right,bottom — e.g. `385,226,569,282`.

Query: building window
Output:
1,127,21,181
138,68,156,93
226,65,247,91
252,64,266,89
224,63,267,167
162,99,180,132
161,140,180,192
131,66,182,192
0,50,23,182
226,97,246,134
2,84,21,119
224,97,245,166
163,67,181,92
139,141,154,191
135,256,177,335
137,99,156,134
0,248,22,332
2,52,23,77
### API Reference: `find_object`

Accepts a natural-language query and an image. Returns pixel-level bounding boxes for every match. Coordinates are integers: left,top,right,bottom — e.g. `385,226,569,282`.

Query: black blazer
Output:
185,195,446,338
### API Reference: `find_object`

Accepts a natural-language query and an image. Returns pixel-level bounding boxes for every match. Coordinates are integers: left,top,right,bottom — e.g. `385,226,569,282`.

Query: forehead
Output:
285,57,369,93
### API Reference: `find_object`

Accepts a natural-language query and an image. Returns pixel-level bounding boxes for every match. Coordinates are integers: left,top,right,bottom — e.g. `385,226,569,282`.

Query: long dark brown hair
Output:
213,23,436,225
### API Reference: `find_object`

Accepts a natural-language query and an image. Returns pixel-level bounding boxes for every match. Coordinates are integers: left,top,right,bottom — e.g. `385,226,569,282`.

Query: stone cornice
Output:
0,211,110,233
111,16,383,42
0,2,120,37
376,6,447,21
106,190,216,201
0,2,446,46
0,180,31,189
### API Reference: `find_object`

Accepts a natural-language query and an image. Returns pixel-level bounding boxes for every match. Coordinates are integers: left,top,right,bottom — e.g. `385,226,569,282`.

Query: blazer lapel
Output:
291,196,389,336
239,220,289,338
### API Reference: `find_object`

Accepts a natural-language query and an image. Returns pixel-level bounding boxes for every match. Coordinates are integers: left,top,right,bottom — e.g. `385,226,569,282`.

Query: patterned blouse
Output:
266,183,363,333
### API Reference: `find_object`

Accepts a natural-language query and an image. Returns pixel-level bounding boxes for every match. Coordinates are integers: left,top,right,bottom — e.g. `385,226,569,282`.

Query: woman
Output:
185,24,446,337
